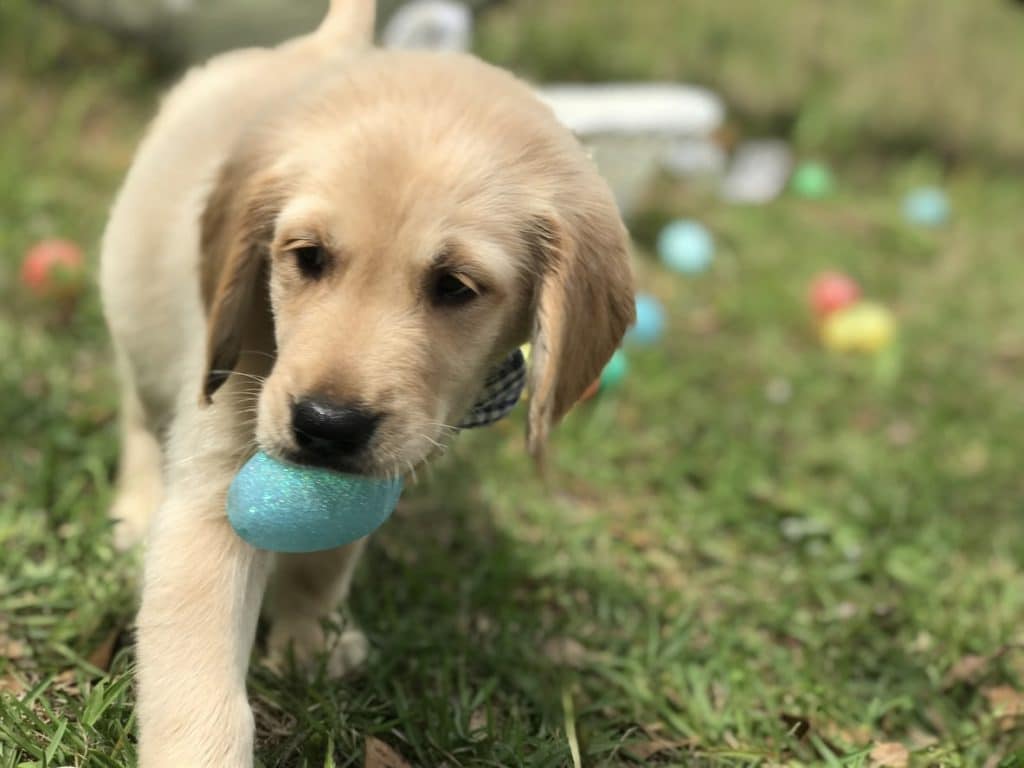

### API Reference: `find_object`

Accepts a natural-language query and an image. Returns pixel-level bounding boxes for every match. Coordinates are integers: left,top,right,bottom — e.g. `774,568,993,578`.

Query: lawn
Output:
2,2,1024,766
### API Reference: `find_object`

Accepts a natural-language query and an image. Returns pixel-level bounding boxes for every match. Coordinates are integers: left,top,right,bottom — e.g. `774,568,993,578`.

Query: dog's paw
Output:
326,626,370,677
266,615,369,678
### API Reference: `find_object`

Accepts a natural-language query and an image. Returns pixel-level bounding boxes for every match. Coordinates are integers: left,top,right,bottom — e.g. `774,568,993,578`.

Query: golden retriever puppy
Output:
99,0,634,764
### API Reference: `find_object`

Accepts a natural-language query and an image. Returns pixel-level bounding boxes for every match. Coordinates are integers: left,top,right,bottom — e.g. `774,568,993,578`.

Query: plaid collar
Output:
457,348,527,429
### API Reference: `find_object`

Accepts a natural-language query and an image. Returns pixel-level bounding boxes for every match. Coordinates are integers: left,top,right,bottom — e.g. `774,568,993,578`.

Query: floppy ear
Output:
526,198,635,459
198,148,283,403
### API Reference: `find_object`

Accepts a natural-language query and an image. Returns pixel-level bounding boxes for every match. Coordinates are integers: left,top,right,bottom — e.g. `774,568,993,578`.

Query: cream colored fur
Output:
100,1,633,764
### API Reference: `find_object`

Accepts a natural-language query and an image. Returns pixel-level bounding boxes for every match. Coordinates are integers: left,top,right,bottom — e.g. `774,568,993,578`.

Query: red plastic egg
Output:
21,238,84,297
809,272,860,318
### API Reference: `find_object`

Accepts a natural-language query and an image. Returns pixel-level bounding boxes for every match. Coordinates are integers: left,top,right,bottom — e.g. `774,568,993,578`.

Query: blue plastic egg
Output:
903,187,949,227
657,219,714,274
626,293,665,346
227,452,403,553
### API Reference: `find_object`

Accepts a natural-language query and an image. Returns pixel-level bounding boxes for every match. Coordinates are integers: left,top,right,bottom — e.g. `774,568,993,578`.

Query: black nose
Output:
291,399,380,460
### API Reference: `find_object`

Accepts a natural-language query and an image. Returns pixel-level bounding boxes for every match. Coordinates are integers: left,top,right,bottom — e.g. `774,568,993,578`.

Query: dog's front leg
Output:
136,493,270,767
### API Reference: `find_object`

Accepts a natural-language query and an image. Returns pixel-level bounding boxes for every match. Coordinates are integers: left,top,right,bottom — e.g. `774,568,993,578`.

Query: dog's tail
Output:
315,0,376,47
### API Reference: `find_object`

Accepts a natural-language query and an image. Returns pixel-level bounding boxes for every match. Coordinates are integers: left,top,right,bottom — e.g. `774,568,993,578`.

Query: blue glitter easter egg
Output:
903,186,949,227
657,220,714,274
626,293,665,346
227,452,403,553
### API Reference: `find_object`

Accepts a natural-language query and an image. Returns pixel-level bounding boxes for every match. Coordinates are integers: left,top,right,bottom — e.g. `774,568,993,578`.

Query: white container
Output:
381,0,472,52
538,84,725,214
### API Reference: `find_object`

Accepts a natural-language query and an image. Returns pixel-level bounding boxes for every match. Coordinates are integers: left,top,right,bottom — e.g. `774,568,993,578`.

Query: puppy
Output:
99,0,634,764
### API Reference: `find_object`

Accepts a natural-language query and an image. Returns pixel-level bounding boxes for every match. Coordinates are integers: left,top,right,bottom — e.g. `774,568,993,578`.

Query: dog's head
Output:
200,51,634,476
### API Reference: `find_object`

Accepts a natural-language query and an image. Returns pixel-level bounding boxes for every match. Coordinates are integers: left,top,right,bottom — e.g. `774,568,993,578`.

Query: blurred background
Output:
2,1,1024,766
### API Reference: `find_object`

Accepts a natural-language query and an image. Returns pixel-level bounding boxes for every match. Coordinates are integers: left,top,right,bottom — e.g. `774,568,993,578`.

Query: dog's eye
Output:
432,272,478,307
293,245,327,279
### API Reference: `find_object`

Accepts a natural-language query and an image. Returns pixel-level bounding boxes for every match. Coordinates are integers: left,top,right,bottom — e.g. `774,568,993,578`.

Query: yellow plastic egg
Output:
821,302,895,353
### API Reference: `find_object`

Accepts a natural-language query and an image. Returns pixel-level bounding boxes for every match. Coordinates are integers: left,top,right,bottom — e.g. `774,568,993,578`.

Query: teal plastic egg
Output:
600,349,628,390
903,186,949,227
227,452,403,553
626,293,665,346
657,220,714,274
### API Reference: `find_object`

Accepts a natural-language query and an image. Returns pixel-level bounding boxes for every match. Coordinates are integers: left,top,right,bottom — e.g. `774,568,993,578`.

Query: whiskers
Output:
415,421,460,461
208,369,268,386
237,349,277,363
422,420,460,444
374,420,463,485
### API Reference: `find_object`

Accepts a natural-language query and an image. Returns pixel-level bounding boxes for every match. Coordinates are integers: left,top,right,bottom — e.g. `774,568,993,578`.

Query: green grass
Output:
3,2,1024,766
